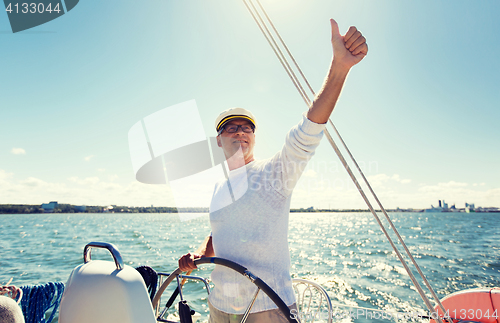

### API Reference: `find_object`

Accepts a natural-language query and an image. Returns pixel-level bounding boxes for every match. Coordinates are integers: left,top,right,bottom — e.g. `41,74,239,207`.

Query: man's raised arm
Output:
307,19,368,124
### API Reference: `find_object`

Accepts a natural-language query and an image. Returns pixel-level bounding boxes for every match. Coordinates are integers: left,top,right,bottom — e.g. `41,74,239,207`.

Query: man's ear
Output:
216,135,222,147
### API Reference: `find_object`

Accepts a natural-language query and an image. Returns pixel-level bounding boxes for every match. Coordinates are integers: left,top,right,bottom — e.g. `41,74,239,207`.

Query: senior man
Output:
179,19,368,322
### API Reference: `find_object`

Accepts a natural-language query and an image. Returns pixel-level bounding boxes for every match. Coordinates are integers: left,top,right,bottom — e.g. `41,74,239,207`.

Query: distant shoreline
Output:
1,204,499,214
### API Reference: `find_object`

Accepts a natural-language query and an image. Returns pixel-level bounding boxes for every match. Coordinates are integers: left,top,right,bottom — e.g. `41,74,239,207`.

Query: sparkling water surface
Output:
1,212,499,322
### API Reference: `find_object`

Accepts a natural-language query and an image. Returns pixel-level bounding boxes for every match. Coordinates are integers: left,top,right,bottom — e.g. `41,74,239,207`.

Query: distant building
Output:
74,205,86,212
465,203,475,213
41,201,58,213
425,200,459,212
425,200,444,213
479,207,500,213
103,205,114,213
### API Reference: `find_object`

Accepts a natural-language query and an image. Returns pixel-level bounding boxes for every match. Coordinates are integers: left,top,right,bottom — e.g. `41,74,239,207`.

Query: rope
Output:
322,130,444,321
329,122,452,320
254,0,316,98
242,0,311,107
136,265,158,302
20,282,64,323
241,2,452,323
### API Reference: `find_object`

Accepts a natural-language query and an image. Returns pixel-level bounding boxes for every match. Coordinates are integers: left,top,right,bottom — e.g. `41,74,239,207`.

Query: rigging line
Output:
246,0,449,318
247,0,312,105
243,0,311,106
322,129,445,323
329,122,451,322
241,1,452,322
256,1,451,316
244,0,311,106
254,0,316,97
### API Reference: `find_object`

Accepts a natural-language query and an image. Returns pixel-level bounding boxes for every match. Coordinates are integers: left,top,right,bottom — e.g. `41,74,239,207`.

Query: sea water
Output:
1,212,499,322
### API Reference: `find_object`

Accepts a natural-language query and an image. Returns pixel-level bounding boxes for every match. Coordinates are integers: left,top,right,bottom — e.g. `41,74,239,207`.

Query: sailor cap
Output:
215,107,258,132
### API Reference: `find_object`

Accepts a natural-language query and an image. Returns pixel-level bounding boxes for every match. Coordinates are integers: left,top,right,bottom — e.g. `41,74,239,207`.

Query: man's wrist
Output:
329,59,351,79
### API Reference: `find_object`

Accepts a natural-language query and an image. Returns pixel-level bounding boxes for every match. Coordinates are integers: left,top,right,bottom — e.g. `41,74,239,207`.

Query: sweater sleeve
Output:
267,113,325,197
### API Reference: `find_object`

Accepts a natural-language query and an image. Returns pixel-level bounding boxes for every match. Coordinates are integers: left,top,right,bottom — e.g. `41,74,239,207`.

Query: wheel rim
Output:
152,257,299,323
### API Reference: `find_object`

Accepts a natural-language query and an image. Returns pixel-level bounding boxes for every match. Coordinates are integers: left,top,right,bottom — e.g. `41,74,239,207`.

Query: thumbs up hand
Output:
330,19,368,69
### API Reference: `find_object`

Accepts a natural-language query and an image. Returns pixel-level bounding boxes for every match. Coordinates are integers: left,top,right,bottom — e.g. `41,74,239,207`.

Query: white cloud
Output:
84,155,95,162
365,174,412,188
20,177,46,187
0,173,175,207
97,168,106,172
437,181,467,188
0,169,14,181
68,176,100,185
302,169,317,178
0,169,498,210
418,181,468,193
411,181,496,208
291,173,500,209
11,148,26,155
485,188,500,206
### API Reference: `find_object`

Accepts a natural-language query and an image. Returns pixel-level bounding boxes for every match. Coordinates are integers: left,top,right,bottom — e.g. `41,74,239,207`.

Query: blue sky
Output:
1,0,499,209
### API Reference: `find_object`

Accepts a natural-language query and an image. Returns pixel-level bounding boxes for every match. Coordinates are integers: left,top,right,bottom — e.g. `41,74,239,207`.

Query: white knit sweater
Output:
208,114,325,314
